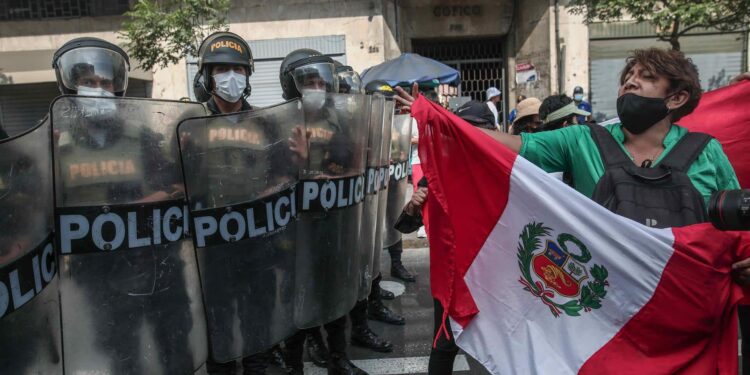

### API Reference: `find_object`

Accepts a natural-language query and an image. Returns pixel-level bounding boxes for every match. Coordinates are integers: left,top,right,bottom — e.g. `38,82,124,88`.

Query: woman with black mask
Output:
395,47,746,284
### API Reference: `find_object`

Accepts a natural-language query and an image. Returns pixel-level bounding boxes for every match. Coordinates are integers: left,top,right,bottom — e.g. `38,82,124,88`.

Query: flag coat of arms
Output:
411,94,750,374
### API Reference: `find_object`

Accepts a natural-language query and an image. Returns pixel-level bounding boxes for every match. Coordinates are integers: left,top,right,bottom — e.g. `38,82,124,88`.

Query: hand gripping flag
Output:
412,95,750,375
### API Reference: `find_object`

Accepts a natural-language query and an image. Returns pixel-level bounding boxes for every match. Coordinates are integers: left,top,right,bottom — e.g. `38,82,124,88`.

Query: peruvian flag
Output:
412,95,750,374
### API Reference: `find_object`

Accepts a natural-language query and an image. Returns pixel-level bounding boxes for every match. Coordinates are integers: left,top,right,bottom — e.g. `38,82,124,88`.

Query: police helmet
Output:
52,37,130,97
333,61,363,94
364,80,395,100
279,49,338,100
193,31,254,102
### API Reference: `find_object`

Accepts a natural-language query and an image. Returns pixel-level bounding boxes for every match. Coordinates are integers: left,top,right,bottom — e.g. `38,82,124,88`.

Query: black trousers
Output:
285,315,348,370
387,239,403,263
350,273,385,328
428,298,459,375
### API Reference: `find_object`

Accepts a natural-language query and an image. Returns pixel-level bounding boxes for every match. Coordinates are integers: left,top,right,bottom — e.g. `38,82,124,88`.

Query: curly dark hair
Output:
619,48,702,121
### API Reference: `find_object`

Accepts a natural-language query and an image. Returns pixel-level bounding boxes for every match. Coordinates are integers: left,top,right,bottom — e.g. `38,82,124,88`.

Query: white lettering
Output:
32,256,42,293
128,212,151,248
152,209,162,245
219,211,246,242
10,269,33,309
0,281,8,318
265,202,275,232
275,196,291,226
338,179,349,208
59,214,89,254
194,216,218,247
247,208,267,237
320,181,336,210
163,206,183,242
41,243,55,283
302,182,319,210
355,175,365,203
91,213,126,251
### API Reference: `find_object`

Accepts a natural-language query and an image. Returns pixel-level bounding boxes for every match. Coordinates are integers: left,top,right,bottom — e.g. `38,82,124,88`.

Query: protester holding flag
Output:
394,47,750,374
395,100,496,375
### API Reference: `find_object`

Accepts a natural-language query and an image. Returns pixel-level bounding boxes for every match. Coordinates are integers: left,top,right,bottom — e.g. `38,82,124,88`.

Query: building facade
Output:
0,0,747,135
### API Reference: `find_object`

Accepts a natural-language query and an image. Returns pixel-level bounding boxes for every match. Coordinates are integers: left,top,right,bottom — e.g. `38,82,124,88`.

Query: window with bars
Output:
412,37,506,128
412,37,504,102
0,0,130,21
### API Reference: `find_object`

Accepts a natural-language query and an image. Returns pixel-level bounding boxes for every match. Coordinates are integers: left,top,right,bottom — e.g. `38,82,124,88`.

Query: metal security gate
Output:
412,37,506,127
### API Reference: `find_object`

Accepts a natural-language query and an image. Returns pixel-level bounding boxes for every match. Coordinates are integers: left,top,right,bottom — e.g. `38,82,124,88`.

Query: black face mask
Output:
616,93,671,134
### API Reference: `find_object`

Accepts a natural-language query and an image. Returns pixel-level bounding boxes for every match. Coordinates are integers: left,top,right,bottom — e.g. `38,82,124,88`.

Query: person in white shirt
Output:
485,87,502,129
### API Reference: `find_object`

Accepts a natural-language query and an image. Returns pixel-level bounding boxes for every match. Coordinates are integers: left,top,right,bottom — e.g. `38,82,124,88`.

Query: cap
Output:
543,101,590,124
456,100,495,127
573,86,584,94
513,98,542,124
486,87,501,99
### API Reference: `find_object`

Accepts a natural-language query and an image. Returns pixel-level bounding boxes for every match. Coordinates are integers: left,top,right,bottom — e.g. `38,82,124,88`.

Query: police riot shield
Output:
295,93,369,328
372,100,394,280
0,119,62,375
356,95,385,300
177,101,301,362
51,96,208,374
383,113,412,248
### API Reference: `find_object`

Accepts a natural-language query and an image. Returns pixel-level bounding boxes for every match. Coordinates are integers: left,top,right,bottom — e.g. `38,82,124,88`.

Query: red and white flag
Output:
412,95,750,374
681,80,750,188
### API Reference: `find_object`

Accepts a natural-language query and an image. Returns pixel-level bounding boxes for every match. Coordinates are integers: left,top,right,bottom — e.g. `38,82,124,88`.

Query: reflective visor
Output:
292,62,338,94
58,47,129,94
337,70,363,94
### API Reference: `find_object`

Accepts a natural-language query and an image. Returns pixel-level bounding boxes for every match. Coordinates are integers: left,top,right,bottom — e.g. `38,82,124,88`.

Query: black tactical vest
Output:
589,124,711,229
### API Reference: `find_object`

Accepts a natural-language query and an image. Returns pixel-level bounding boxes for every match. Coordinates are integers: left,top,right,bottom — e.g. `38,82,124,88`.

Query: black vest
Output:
589,124,711,229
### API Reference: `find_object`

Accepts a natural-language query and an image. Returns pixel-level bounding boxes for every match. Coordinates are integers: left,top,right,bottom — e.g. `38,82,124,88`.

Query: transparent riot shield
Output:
0,119,61,375
178,101,301,363
372,100,394,280
295,93,368,328
383,113,413,248
51,96,208,375
356,95,384,300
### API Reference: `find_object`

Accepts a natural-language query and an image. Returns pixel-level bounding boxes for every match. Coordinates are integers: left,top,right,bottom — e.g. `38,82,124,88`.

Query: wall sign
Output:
433,5,482,17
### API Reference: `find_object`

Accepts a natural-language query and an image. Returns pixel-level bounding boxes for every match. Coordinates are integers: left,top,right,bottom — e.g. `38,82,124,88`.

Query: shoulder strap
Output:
587,124,631,169
658,132,712,172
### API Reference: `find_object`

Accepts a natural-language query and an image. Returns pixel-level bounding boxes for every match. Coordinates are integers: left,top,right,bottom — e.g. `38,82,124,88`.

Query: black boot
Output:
391,261,416,282
306,329,330,368
368,299,405,325
379,286,395,300
351,325,393,353
328,353,368,375
268,346,287,370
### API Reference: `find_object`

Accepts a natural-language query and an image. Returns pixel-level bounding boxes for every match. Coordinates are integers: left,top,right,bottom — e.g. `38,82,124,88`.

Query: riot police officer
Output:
52,37,199,374
280,48,368,375
338,66,397,353
191,31,289,375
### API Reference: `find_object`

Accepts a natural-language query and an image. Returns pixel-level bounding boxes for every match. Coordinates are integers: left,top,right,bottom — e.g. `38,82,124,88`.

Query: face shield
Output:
337,70,363,94
292,62,338,95
57,47,129,95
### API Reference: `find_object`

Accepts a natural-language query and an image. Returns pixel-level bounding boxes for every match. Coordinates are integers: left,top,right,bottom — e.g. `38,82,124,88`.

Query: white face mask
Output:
77,86,115,97
76,86,117,122
213,71,247,103
302,89,327,112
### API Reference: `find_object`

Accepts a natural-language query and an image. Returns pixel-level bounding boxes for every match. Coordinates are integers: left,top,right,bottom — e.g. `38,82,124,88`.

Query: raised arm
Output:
394,83,523,153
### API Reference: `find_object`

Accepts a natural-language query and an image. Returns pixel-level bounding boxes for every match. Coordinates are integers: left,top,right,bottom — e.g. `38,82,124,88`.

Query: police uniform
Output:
56,120,196,374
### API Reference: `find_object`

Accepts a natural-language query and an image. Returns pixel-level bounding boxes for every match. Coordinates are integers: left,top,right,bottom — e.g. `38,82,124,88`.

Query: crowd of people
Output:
2,27,749,375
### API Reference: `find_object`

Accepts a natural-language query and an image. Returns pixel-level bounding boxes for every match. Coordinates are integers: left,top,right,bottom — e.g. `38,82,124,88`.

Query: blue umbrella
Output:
361,53,460,87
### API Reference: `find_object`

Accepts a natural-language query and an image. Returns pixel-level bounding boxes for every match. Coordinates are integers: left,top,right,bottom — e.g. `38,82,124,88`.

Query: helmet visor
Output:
292,62,338,94
336,70,362,94
58,47,129,94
